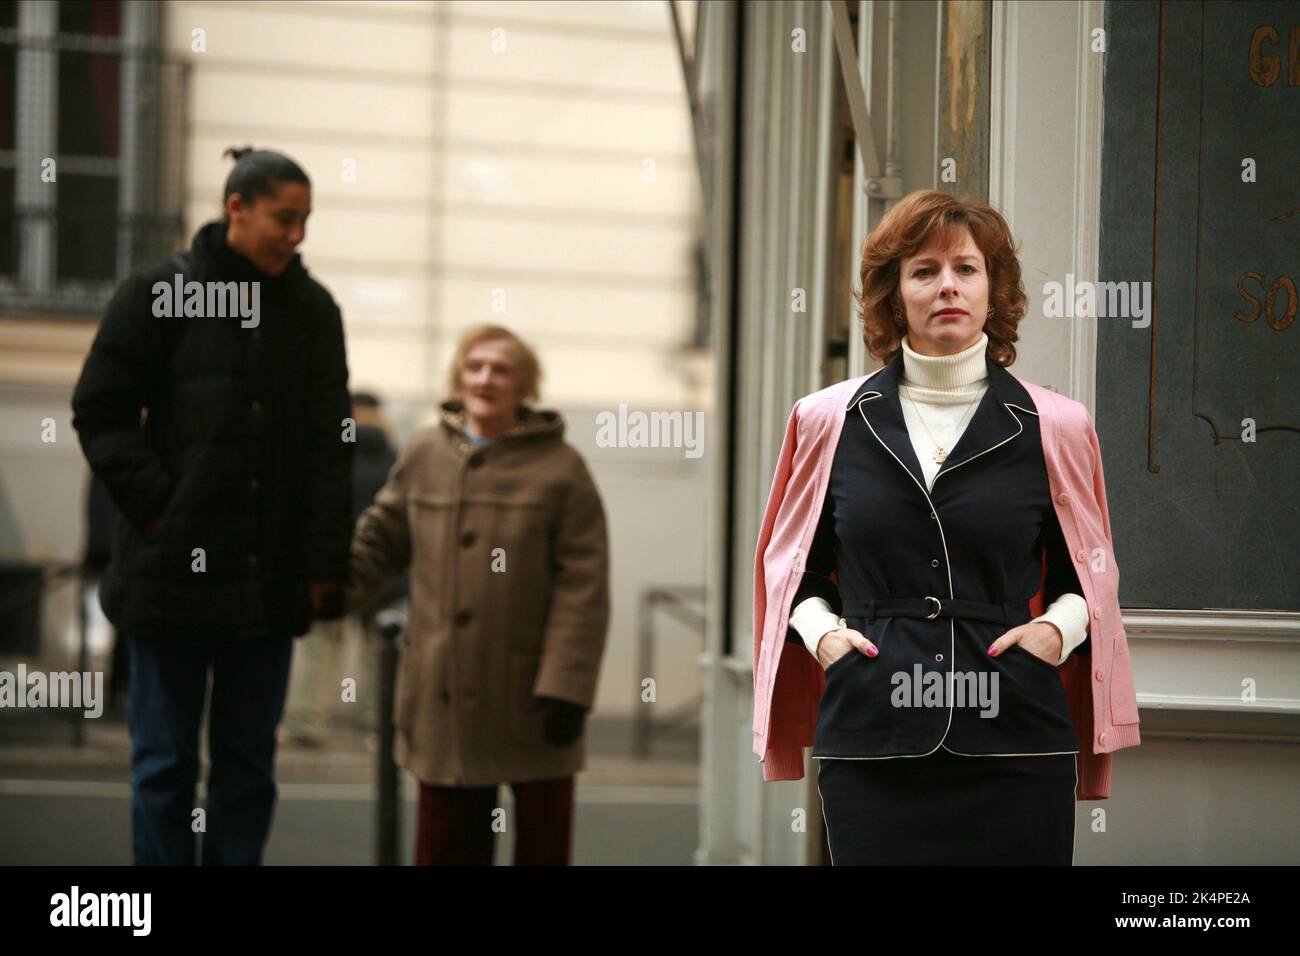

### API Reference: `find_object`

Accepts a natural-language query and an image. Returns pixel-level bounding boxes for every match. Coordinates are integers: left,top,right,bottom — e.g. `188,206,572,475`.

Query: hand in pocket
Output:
988,621,1063,666
817,627,877,671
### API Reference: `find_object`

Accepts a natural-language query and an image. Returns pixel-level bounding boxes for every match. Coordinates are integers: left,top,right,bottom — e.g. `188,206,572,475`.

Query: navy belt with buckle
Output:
841,597,1031,627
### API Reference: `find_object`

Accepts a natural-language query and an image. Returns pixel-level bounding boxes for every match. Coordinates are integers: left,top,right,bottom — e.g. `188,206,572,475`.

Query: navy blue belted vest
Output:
786,351,1085,759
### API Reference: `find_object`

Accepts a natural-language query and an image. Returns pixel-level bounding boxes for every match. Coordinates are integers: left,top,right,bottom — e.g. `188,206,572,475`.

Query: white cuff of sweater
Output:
1030,592,1090,665
790,596,845,659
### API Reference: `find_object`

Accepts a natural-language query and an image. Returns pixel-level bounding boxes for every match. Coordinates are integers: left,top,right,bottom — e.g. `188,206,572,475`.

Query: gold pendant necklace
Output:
903,384,981,466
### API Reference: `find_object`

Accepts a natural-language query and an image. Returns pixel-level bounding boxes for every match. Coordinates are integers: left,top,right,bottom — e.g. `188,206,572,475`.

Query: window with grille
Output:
0,0,186,316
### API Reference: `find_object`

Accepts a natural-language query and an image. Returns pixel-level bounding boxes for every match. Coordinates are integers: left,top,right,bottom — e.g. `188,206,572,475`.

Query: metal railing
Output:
372,609,405,866
633,585,707,757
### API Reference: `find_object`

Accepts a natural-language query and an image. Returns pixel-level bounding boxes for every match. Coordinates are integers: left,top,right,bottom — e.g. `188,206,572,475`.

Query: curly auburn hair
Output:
852,189,1028,367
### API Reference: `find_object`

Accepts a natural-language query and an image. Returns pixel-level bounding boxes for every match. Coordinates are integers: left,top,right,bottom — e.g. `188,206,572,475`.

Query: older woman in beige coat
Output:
347,324,610,865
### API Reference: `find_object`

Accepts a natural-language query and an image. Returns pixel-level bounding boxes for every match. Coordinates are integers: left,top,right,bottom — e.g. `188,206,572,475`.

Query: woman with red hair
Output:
754,189,1140,864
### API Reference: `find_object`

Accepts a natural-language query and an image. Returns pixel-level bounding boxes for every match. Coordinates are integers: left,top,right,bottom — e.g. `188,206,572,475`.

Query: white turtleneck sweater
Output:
789,330,1089,666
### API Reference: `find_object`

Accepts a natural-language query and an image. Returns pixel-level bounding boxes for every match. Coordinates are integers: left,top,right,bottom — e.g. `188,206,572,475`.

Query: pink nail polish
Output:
867,645,878,656
987,644,999,655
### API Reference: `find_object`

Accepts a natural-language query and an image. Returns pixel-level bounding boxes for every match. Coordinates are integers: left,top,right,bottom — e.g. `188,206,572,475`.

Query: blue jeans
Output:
126,632,293,865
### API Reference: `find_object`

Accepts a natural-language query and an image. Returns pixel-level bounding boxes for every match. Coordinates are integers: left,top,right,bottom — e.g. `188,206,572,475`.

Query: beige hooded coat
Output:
347,400,610,786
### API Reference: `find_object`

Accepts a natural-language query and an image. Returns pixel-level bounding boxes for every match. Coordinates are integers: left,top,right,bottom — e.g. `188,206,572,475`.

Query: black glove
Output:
537,695,587,747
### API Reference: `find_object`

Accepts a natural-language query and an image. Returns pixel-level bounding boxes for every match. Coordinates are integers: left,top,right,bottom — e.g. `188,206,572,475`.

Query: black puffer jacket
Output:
71,219,353,639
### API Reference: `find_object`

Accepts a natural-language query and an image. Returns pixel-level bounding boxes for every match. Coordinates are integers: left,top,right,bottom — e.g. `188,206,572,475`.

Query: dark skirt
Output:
816,748,1077,865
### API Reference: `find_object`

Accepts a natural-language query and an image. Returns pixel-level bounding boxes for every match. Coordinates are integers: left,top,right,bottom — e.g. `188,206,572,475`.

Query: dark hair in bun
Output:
220,146,310,216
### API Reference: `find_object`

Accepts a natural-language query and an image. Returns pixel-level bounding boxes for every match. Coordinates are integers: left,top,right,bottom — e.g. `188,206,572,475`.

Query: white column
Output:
16,0,57,295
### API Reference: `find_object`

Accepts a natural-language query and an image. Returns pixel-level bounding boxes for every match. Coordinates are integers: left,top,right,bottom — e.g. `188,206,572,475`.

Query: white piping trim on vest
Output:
816,763,835,866
851,390,957,756
1071,754,1078,866
939,746,1080,756
815,749,1080,759
929,399,1026,489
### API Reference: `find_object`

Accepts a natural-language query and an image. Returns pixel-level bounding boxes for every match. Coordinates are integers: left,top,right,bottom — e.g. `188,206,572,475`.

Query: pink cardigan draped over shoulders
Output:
751,370,1141,799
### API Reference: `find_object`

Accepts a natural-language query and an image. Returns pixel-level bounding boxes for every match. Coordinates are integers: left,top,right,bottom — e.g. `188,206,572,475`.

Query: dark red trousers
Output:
415,776,575,865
